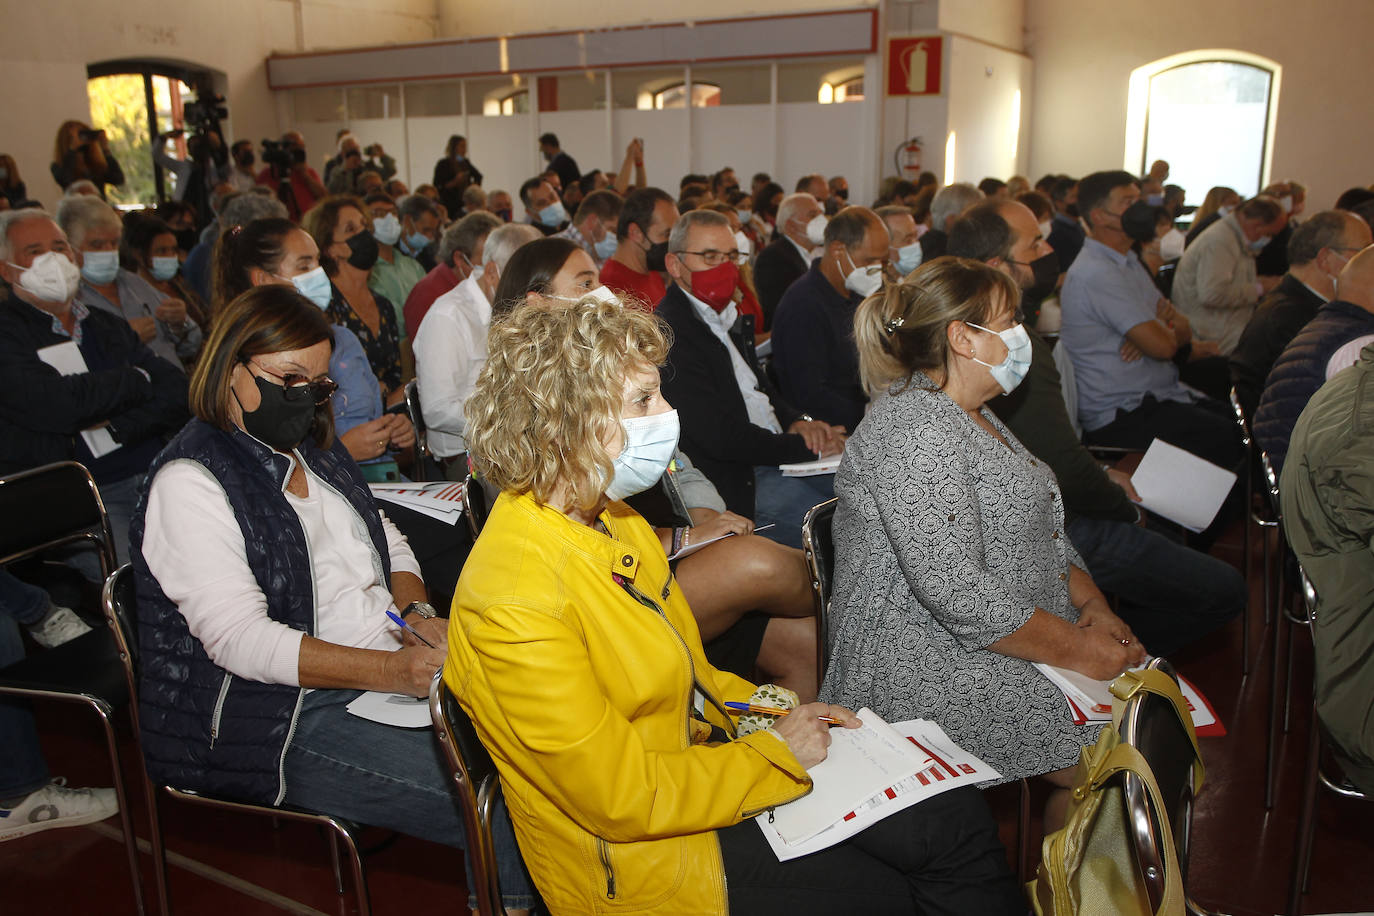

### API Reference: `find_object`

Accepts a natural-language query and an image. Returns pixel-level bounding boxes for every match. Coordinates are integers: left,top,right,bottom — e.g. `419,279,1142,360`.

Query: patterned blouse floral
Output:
327,284,402,396
819,373,1099,784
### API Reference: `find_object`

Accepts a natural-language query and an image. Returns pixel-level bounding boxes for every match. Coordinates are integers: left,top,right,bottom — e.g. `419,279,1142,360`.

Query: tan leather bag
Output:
1028,669,1205,916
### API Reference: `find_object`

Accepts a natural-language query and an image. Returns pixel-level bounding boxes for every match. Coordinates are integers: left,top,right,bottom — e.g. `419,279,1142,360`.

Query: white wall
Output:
945,36,1032,185
939,0,1025,51
0,0,434,212
1025,0,1374,209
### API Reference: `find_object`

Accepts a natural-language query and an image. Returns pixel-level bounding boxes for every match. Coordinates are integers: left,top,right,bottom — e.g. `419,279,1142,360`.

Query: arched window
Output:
87,61,212,206
648,82,721,110
1124,51,1281,204
483,88,529,116
819,75,864,104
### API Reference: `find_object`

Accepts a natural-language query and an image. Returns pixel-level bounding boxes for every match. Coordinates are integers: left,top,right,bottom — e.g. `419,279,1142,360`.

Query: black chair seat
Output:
0,627,127,704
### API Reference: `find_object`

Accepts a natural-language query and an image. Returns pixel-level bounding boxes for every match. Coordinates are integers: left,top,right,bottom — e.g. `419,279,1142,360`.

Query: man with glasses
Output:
657,210,844,549
771,207,889,433
0,209,188,566
1229,210,1372,418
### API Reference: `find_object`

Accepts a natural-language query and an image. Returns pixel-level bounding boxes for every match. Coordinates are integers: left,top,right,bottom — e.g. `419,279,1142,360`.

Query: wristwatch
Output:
403,601,437,620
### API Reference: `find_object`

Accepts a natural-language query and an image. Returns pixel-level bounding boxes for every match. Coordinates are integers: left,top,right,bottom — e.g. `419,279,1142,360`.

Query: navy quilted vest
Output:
1254,300,1374,472
129,419,391,805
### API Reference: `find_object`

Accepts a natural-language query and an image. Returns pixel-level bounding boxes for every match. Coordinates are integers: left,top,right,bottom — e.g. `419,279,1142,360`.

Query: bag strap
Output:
1085,741,1186,916
1109,668,1205,792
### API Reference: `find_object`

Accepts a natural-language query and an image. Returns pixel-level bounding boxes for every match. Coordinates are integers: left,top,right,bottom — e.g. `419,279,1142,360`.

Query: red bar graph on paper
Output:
908,737,962,779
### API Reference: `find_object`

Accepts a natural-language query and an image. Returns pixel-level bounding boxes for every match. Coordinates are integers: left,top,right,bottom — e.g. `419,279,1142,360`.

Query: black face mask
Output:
344,230,380,270
494,208,512,222
174,228,199,252
1063,203,1079,219
236,151,255,168
236,374,317,452
1018,251,1060,301
1121,201,1163,245
645,239,669,272
834,188,849,201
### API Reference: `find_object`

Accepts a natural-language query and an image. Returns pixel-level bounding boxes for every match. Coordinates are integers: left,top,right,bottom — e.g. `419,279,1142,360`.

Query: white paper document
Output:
345,690,432,728
757,710,999,860
369,481,465,525
1033,662,1217,730
779,454,842,477
36,341,121,458
1129,439,1236,532
667,524,775,560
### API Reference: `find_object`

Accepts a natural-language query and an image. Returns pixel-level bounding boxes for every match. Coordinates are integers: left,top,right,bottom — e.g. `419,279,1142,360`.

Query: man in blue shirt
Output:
1059,170,1242,472
771,207,888,432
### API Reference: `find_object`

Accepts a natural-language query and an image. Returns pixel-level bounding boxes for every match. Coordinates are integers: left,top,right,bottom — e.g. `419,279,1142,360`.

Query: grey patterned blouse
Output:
819,374,1101,784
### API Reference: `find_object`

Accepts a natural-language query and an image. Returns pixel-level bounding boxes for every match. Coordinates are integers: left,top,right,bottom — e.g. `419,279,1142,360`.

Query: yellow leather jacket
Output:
444,492,811,914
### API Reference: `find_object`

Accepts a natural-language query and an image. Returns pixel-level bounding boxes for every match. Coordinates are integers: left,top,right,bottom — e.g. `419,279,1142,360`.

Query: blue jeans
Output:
0,571,52,797
282,688,539,911
65,472,143,584
1067,515,1245,657
753,466,835,549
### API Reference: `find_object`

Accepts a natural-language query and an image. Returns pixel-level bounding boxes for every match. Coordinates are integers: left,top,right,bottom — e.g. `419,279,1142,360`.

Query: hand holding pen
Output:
753,702,862,769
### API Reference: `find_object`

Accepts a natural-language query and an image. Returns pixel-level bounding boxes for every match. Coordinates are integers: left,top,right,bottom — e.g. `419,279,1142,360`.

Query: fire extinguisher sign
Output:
887,36,943,97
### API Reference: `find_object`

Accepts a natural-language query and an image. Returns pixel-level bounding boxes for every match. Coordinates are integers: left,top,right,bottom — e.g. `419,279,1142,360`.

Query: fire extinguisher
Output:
895,137,922,176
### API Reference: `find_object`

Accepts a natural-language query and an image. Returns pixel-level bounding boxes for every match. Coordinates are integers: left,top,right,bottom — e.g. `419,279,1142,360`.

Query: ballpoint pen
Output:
386,609,437,649
724,701,842,724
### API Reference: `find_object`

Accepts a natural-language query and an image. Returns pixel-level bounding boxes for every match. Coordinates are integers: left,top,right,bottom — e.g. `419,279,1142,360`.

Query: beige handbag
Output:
1028,669,1204,916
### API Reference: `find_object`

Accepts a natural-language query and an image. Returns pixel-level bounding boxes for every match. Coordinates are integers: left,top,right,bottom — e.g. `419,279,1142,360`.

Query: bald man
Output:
771,206,889,432
1255,244,1374,471
948,199,1244,657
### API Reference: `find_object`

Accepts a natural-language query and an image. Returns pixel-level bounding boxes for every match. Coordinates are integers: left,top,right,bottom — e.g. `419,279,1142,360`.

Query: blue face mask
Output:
371,213,401,247
80,250,119,285
966,321,1032,394
401,231,430,257
285,266,332,310
894,242,923,276
594,232,618,260
537,200,569,228
604,409,680,501
150,256,180,281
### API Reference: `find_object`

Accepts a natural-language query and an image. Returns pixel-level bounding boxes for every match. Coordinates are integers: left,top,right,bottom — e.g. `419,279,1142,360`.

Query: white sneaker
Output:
0,778,118,842
27,606,93,649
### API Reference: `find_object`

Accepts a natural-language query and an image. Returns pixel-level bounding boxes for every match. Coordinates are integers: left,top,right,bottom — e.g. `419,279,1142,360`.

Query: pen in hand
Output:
386,609,437,649
725,701,842,724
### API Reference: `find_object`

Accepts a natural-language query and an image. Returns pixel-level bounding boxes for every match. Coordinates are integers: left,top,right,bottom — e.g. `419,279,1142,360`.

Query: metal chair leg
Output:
94,701,147,916
331,822,372,916
145,786,171,916
1287,704,1322,915
1016,777,1031,884
327,828,345,895
1266,601,1284,810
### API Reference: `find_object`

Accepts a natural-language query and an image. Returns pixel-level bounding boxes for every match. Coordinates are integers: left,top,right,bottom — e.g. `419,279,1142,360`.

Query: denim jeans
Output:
1067,514,1246,657
282,688,539,911
0,571,52,797
753,466,836,549
64,472,143,585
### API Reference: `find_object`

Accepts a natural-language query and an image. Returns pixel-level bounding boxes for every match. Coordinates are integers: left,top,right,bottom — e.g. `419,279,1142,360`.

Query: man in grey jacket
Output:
1172,195,1288,354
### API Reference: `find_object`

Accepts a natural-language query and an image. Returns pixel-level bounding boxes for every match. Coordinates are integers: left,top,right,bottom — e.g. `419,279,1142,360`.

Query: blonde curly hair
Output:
465,298,671,511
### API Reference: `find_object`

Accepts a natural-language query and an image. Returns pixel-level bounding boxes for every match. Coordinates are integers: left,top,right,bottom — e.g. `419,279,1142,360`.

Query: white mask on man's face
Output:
8,251,81,303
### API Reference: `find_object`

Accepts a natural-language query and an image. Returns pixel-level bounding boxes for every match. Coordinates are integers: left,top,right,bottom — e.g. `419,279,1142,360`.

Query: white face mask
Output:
556,285,620,306
841,248,883,298
805,214,828,247
734,230,753,259
1279,195,1293,214
1039,220,1053,240
966,320,1032,394
1220,204,1237,216
371,213,402,246
9,251,82,303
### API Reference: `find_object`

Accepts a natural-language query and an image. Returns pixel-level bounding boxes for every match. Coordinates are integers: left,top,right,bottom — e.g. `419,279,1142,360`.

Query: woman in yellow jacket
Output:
444,297,1022,915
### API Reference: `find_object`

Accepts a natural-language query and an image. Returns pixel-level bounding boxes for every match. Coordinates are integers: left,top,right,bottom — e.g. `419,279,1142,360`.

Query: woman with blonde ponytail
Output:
823,256,1146,830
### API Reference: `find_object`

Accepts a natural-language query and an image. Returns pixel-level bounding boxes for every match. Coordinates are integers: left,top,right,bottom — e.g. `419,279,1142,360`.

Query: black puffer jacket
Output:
130,419,391,805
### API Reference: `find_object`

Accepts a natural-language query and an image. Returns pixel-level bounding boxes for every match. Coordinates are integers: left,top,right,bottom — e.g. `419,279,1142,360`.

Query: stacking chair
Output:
1227,387,1265,675
1259,448,1307,810
1287,568,1372,915
798,498,1040,882
101,565,373,916
799,498,837,690
404,378,444,482
1116,658,1222,916
430,671,508,916
462,471,495,541
0,461,146,914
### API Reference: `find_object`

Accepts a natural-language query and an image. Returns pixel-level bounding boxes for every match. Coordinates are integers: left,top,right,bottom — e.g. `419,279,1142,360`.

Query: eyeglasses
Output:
676,249,745,267
247,359,338,404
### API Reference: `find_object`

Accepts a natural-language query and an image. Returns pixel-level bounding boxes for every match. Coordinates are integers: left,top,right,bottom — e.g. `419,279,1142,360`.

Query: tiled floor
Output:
5,523,1372,915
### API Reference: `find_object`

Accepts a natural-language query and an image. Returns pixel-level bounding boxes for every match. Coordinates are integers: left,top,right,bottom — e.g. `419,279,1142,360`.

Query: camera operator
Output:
154,129,228,231
225,140,258,193
255,130,326,221
50,120,125,200
326,136,396,195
